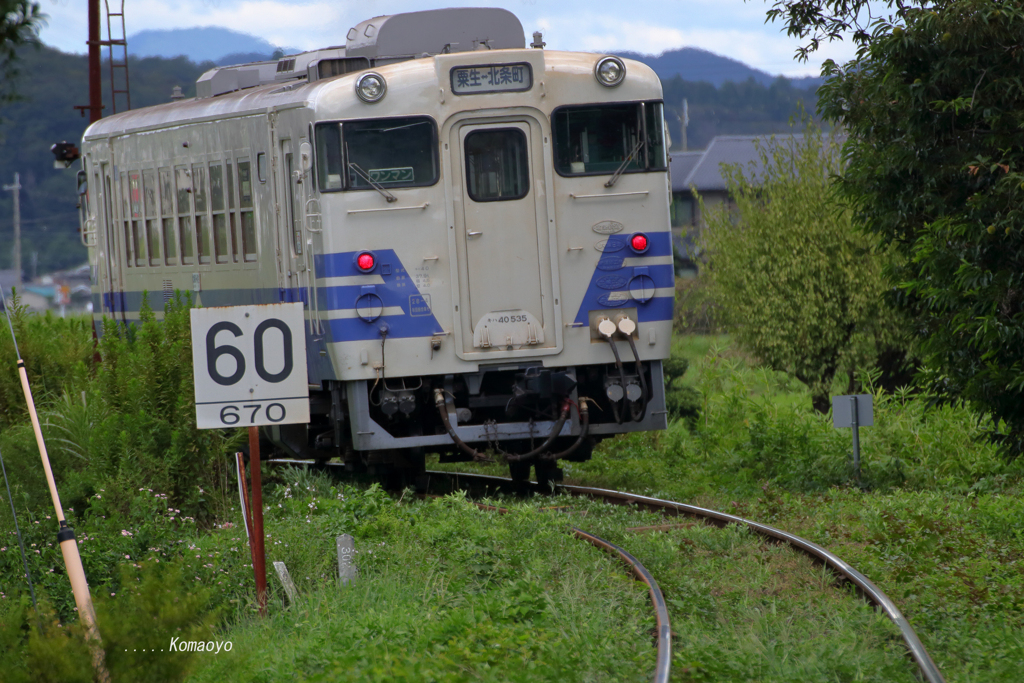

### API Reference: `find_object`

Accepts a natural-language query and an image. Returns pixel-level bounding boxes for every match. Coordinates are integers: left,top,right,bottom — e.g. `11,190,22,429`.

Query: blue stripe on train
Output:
572,230,675,325
315,249,444,341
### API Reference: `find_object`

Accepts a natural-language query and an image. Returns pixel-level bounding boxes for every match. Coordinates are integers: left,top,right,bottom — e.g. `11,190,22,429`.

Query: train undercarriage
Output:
268,360,666,487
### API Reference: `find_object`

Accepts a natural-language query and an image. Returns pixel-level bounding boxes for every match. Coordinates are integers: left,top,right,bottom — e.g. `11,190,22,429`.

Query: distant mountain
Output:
0,40,820,275
127,27,299,65
617,47,822,89
127,28,818,88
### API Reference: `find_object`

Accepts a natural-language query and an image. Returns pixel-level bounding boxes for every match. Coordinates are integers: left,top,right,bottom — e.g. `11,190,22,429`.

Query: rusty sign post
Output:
190,303,309,616
248,427,267,615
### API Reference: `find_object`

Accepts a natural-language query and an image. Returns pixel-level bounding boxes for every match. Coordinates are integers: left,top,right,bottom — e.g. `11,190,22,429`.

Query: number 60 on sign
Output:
190,303,309,429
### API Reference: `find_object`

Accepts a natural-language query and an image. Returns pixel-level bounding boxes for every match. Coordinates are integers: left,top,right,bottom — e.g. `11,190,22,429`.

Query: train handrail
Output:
79,217,98,248
347,202,430,215
569,191,649,200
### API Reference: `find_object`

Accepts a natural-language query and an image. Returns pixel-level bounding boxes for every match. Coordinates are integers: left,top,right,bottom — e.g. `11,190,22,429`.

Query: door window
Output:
464,128,529,202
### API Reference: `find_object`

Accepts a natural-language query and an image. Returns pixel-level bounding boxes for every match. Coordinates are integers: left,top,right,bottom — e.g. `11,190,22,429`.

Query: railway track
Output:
471,500,672,683
268,460,945,683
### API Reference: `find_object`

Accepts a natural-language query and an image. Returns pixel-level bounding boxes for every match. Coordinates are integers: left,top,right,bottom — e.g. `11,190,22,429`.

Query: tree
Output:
699,124,907,413
766,0,1024,455
0,0,45,105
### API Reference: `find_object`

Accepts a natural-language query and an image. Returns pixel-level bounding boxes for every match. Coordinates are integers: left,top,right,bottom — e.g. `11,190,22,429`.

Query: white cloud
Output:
36,0,859,76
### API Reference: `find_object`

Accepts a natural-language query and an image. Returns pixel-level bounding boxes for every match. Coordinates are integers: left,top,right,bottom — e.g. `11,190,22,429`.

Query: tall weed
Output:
660,345,1017,495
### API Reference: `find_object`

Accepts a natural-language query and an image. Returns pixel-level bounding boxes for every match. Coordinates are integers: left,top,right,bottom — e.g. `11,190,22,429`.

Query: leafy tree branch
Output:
0,0,45,104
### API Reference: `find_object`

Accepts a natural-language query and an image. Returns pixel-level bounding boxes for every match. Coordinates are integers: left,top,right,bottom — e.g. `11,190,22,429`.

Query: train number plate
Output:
472,309,545,349
190,303,310,429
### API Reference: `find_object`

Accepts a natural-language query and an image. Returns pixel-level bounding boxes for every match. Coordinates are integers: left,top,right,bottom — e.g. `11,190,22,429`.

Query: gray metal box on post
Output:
832,394,873,482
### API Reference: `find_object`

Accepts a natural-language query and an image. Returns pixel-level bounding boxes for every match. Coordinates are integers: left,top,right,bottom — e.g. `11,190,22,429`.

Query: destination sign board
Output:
451,63,532,95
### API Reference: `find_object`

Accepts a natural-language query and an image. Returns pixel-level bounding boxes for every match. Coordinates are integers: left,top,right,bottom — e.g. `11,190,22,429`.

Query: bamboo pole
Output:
4,302,110,682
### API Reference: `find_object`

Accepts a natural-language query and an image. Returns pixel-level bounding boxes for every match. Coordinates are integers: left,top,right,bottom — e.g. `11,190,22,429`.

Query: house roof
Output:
669,151,703,192
0,270,18,294
672,134,807,193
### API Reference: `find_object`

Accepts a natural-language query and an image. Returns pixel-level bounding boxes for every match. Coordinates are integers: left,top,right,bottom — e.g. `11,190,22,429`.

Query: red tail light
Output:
357,252,375,271
630,233,649,252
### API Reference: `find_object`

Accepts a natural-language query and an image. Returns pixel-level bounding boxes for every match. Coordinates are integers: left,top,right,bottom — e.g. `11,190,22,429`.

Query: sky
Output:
35,0,858,78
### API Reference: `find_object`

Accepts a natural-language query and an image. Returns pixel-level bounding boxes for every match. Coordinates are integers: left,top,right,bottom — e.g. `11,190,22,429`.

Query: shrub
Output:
0,561,218,683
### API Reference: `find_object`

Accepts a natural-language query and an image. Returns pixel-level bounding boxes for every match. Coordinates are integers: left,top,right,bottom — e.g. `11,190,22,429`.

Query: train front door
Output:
277,138,308,303
451,119,556,355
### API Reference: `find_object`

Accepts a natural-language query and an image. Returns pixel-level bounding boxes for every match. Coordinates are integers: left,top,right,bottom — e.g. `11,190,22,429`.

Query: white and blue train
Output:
76,8,674,484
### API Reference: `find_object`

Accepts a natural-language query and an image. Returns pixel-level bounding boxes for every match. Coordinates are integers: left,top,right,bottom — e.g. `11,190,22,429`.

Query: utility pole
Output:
74,0,103,122
681,99,689,152
3,173,20,281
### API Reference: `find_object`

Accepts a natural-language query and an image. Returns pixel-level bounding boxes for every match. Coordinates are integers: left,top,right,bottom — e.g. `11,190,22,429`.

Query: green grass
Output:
430,335,1024,681
4,312,1022,682
188,486,655,683
559,335,1024,682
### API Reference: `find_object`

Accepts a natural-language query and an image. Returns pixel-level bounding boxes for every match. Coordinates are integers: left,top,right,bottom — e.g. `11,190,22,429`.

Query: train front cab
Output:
296,51,674,481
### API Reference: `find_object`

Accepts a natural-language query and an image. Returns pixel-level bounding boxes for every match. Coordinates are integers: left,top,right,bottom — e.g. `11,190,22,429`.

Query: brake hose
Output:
434,389,493,463
503,400,571,462
542,400,590,461
624,335,649,423
604,336,627,424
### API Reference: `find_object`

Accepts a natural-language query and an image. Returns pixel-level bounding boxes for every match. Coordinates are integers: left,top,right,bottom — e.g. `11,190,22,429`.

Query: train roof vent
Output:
196,47,355,97
346,8,524,61
196,62,275,99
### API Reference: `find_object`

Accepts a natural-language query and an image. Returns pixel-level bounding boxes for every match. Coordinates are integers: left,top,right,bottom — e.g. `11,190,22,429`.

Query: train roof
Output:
82,48,663,142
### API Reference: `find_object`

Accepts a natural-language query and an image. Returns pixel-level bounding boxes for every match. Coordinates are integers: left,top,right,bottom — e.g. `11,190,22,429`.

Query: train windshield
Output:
552,102,667,177
315,116,438,192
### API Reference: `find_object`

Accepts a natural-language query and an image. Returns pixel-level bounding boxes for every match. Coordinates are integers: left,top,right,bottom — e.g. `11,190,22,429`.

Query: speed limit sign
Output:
190,303,309,429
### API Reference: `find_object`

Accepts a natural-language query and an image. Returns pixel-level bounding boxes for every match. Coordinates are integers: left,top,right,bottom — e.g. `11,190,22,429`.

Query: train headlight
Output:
355,72,387,103
594,56,625,87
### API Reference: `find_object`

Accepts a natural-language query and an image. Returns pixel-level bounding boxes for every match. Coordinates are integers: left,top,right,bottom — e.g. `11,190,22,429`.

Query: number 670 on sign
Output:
190,303,310,429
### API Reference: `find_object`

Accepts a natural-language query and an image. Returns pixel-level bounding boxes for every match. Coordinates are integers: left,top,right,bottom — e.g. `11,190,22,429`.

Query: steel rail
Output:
471,500,671,683
571,528,672,683
269,462,944,682
268,461,672,683
555,483,944,683
412,469,944,683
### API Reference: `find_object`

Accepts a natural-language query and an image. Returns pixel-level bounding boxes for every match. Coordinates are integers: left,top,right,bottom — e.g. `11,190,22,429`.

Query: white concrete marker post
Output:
273,561,299,605
337,534,357,586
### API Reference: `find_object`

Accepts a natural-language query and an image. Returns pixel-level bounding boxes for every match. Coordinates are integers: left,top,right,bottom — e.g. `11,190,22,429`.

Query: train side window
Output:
464,128,529,202
192,164,211,265
175,166,195,265
256,153,267,183
645,102,668,170
210,162,230,264
159,167,177,265
143,169,161,266
552,101,668,177
237,159,257,262
225,162,239,262
119,172,132,267
128,171,146,266
314,116,438,193
315,124,342,190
